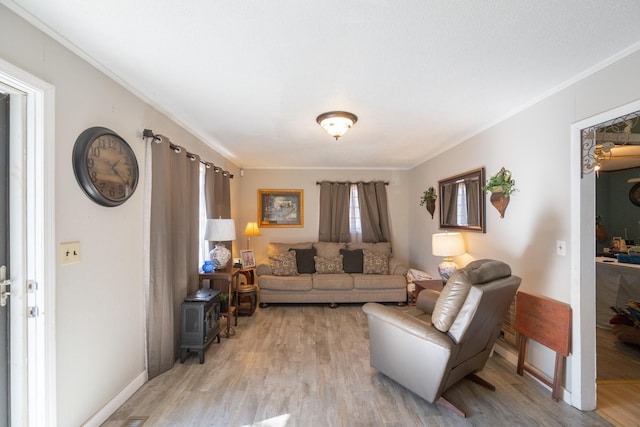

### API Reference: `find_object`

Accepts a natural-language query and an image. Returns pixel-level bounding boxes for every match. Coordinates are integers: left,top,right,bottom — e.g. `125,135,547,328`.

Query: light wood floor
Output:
596,326,640,427
104,304,611,427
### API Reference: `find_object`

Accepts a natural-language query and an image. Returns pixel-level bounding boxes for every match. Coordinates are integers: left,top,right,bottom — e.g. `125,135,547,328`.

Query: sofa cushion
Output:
314,255,344,274
352,273,406,290
312,273,353,290
268,242,313,257
313,242,346,258
340,248,363,273
363,249,389,274
290,248,316,274
258,274,313,291
269,251,299,276
431,270,472,333
347,242,392,256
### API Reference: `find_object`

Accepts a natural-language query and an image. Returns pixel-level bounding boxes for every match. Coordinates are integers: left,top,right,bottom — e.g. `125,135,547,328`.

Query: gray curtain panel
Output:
357,181,390,243
442,182,458,224
147,142,200,379
318,181,351,242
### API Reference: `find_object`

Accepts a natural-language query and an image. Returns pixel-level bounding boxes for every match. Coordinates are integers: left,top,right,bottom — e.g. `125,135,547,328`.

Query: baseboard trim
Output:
81,370,148,427
493,342,571,405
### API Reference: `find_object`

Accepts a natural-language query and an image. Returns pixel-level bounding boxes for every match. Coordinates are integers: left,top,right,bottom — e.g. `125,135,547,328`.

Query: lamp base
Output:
210,243,231,270
437,260,458,281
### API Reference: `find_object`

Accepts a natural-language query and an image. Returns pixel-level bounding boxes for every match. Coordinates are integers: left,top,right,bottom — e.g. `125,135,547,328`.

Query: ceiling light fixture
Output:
316,111,358,140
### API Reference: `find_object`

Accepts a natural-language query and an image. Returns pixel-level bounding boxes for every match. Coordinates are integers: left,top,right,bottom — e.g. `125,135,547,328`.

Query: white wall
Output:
0,6,239,425
408,48,640,395
239,168,410,265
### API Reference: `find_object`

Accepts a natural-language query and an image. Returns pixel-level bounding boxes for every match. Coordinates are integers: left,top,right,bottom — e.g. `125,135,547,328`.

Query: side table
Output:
198,268,240,337
412,278,445,304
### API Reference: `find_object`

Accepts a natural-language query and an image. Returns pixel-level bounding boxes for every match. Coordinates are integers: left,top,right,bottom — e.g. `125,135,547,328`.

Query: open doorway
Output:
571,99,640,418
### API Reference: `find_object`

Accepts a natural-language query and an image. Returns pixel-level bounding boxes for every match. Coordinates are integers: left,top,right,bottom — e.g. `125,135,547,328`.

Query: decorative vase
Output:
202,260,214,273
210,243,232,270
426,199,436,219
490,192,510,218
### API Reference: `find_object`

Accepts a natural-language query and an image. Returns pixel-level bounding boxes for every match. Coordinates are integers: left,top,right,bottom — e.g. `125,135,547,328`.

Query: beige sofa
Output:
256,241,408,307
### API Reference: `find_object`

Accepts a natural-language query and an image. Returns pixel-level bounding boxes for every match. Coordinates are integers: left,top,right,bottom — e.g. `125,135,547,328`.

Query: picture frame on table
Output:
258,189,304,228
240,249,256,269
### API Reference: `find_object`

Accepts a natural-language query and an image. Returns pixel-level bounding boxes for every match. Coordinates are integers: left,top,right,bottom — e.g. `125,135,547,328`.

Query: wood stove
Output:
180,288,220,364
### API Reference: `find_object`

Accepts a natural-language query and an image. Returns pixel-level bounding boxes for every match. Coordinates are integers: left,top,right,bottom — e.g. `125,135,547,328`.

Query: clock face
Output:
73,127,139,207
630,183,640,207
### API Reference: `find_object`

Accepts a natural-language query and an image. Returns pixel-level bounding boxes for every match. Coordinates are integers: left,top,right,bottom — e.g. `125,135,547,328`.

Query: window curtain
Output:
145,141,200,379
357,181,391,242
465,179,480,226
204,165,232,254
442,182,458,224
318,181,351,242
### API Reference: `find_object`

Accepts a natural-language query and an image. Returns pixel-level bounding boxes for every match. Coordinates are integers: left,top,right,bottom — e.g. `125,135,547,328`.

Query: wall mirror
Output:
438,167,486,232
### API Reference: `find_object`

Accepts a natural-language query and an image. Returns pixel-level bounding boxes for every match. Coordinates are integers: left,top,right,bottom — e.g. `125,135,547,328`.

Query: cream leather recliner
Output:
362,259,521,417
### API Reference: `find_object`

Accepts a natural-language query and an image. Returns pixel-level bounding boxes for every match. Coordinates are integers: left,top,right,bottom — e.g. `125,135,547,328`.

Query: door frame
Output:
570,98,640,411
0,58,56,426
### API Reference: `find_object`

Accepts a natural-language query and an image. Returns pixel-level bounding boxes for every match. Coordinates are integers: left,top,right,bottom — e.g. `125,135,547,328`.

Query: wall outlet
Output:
60,241,81,265
557,240,566,256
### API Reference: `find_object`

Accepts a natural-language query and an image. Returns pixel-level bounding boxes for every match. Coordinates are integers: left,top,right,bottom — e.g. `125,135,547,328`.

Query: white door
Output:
0,91,9,427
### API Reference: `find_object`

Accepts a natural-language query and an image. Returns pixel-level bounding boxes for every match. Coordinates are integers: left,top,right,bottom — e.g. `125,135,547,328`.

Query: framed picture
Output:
240,249,256,269
258,189,304,228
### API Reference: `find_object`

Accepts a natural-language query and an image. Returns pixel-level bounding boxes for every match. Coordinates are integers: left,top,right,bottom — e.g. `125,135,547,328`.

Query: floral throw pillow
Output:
269,251,299,276
314,255,344,274
363,249,389,275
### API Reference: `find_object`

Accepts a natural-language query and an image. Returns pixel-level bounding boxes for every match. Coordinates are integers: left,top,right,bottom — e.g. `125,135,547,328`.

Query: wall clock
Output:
630,183,640,207
72,127,139,207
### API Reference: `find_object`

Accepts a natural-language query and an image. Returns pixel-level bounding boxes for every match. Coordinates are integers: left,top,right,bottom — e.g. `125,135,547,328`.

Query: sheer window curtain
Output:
318,181,351,242
357,181,391,242
144,140,200,379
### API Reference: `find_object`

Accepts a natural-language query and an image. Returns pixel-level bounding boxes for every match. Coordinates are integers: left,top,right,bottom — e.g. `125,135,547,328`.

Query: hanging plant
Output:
419,186,437,219
482,167,518,218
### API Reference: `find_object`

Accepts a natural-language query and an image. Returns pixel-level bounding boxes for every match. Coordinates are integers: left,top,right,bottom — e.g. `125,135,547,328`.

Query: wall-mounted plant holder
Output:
483,167,517,219
420,186,437,219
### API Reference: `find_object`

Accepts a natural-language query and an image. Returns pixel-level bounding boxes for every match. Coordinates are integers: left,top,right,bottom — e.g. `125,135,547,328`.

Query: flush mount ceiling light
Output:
316,111,358,140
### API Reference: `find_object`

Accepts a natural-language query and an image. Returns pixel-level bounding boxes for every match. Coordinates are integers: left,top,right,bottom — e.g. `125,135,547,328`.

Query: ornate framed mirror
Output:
438,167,486,232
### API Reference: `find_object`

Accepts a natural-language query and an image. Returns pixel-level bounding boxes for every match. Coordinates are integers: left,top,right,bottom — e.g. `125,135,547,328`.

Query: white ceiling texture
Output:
4,0,640,169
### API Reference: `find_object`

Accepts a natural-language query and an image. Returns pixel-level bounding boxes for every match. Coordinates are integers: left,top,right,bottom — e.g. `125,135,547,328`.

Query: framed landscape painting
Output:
258,189,304,228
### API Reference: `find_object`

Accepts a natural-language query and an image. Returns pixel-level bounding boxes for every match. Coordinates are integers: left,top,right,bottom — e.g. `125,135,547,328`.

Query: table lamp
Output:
243,221,261,249
204,218,236,270
432,232,465,281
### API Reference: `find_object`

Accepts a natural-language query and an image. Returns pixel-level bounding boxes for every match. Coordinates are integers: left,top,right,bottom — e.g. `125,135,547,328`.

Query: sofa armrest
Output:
362,302,453,348
389,257,408,276
256,263,272,276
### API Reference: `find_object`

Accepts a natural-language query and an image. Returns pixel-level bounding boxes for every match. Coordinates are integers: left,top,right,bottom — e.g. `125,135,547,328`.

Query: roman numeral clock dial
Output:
73,127,139,207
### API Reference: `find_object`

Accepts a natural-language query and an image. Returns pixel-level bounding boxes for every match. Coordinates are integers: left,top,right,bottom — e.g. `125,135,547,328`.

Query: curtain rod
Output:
316,180,389,185
142,129,234,178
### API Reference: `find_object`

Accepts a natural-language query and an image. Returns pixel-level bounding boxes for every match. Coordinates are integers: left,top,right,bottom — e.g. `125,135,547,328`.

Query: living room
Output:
2,2,640,426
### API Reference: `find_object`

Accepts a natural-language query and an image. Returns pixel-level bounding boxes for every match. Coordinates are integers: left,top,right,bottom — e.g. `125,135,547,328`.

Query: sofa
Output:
256,241,408,307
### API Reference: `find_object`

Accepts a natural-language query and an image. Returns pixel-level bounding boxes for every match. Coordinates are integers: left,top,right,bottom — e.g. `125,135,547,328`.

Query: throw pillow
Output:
314,255,344,274
362,249,389,274
269,251,299,276
290,247,316,274
340,248,363,273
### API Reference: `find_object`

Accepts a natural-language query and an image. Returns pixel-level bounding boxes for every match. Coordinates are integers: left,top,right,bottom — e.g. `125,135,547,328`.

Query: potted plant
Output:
420,186,437,219
219,292,229,313
482,167,517,218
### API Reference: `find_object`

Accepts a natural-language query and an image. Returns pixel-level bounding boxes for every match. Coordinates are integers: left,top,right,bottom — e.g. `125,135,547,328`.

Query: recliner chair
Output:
362,259,521,417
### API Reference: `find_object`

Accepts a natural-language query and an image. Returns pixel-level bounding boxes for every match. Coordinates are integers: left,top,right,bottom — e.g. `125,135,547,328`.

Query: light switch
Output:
60,241,80,265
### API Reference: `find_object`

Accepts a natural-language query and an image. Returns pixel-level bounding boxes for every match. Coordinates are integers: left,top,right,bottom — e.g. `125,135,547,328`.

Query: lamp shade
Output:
204,218,236,242
243,222,261,237
432,232,465,258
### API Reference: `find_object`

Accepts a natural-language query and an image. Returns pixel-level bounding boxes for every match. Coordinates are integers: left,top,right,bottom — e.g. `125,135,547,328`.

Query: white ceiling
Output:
4,0,640,169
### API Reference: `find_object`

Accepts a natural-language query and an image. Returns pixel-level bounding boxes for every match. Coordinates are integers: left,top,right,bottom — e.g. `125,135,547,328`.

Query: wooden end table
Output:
412,278,445,304
198,268,240,337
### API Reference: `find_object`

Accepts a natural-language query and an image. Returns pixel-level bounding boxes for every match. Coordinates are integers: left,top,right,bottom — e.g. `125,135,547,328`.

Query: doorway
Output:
0,59,55,426
571,98,640,412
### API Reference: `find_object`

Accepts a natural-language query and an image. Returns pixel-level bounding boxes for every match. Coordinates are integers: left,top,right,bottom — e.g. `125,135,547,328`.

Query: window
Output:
456,182,468,226
198,163,208,267
349,184,362,243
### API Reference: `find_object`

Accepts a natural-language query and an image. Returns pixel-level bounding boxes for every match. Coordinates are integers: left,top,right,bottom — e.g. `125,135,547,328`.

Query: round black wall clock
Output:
72,127,139,207
630,182,640,207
